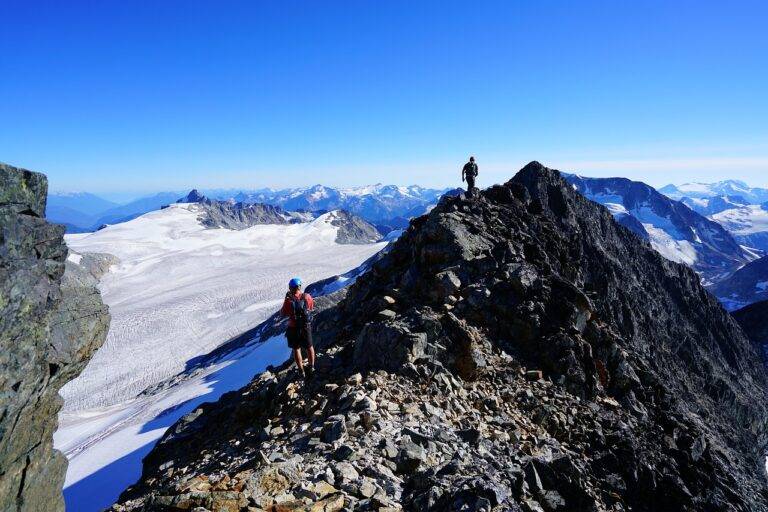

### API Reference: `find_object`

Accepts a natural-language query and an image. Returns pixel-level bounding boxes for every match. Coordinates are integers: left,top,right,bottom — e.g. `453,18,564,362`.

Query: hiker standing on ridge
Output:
281,277,315,380
462,156,479,197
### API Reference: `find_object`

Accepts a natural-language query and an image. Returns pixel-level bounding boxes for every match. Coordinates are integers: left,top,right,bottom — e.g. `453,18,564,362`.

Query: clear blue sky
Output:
2,0,767,197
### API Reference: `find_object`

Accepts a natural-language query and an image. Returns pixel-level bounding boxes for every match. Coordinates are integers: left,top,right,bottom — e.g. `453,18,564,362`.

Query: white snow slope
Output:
55,203,385,512
711,205,768,236
583,190,700,266
711,205,768,252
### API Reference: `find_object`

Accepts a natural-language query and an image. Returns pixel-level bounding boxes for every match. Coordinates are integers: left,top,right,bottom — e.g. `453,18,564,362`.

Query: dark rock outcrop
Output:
733,299,768,364
176,189,294,229
112,162,768,512
328,210,382,244
197,201,293,229
177,189,206,203
0,163,110,511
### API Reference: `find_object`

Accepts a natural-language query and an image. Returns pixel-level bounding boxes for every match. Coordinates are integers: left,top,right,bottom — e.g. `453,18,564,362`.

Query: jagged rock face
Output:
175,189,295,229
0,163,110,511
177,189,206,203
112,163,768,512
329,210,382,244
712,255,768,310
733,300,768,364
196,201,293,229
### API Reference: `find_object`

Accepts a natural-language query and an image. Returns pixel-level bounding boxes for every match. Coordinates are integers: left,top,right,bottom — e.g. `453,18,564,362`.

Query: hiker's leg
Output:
293,348,304,370
308,345,316,367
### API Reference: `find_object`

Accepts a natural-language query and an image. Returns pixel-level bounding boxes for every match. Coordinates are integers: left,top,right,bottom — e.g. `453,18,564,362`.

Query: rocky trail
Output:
101,162,767,511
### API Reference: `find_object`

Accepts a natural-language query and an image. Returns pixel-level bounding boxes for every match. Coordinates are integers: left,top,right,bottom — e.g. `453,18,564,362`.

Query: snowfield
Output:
55,203,385,511
711,205,768,235
711,205,768,252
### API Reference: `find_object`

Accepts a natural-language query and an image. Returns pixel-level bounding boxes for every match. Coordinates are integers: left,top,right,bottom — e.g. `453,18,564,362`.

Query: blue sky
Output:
2,0,767,197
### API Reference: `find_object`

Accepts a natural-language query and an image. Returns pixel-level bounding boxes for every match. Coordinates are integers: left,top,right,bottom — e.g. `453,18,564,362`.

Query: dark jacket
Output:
462,161,478,180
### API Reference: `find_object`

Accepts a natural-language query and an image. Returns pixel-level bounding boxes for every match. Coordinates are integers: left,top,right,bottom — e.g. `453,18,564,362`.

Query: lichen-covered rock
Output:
0,162,110,511
112,162,768,512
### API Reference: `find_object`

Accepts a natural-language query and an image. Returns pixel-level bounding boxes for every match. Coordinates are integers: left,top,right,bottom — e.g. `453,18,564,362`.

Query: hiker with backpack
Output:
281,277,315,380
462,156,479,197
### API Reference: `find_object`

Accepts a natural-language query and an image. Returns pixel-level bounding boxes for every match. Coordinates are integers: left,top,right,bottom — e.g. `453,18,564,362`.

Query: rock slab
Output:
0,162,110,511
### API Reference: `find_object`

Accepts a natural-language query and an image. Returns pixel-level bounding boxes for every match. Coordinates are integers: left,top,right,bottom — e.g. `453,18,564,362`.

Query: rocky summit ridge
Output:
112,162,768,512
0,163,110,511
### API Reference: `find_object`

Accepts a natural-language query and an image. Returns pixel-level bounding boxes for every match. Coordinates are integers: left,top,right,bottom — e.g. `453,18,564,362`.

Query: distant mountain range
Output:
659,180,768,204
565,175,754,284
711,255,768,310
47,184,450,234
176,189,382,244
47,191,183,232
657,179,768,254
49,176,768,307
576,176,768,308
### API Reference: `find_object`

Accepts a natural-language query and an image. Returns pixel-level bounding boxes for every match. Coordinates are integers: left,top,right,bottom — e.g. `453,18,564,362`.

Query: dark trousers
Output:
287,325,313,349
466,176,476,196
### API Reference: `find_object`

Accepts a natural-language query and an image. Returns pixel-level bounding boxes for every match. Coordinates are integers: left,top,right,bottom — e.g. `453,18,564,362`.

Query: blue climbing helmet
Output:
288,277,302,290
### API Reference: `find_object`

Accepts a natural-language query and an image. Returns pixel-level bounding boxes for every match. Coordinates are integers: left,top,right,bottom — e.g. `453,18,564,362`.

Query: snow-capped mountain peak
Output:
660,180,768,204
566,175,753,283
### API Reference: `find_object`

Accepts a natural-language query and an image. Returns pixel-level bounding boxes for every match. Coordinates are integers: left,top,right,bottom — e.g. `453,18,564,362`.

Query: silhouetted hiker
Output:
281,277,316,380
462,156,478,196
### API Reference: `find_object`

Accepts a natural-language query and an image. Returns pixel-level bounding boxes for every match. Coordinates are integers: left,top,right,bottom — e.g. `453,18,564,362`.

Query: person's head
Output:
288,277,302,292
469,156,475,162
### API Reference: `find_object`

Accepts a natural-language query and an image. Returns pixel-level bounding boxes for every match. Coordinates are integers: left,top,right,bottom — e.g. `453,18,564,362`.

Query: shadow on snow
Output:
64,332,290,512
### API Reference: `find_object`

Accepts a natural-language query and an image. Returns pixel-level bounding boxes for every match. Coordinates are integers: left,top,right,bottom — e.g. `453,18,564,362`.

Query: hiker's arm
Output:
280,299,291,317
306,294,315,310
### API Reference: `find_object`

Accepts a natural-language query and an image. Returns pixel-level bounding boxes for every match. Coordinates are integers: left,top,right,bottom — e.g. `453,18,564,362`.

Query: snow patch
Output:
642,223,698,265
712,205,768,235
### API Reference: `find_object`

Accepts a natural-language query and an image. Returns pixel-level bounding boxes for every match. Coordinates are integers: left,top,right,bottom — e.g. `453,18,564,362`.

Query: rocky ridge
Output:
0,163,110,511
328,211,382,245
112,163,768,512
177,190,296,229
177,189,381,244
